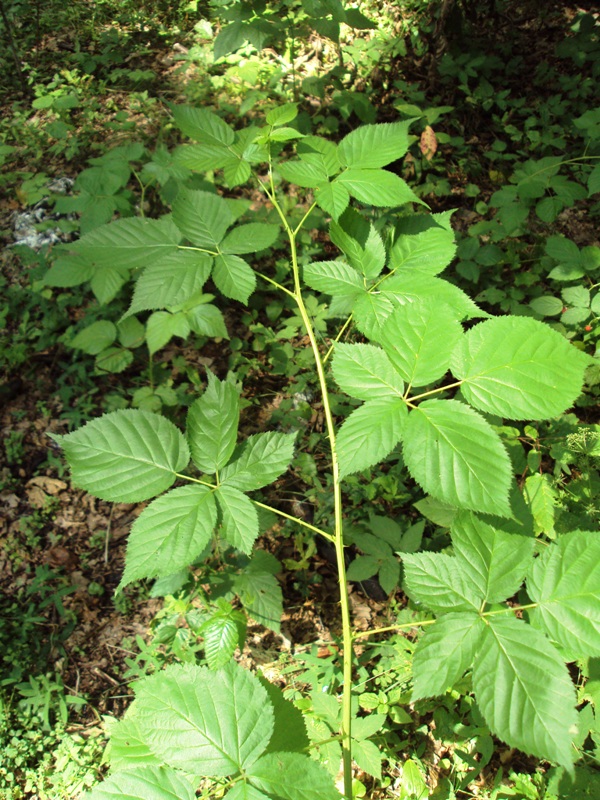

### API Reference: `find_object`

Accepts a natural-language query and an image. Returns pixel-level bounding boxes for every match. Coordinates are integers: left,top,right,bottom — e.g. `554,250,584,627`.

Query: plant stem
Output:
270,192,354,798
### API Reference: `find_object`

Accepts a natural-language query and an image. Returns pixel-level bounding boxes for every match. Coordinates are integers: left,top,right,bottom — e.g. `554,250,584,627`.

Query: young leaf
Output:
146,311,190,355
528,531,600,658
51,410,189,503
451,316,589,420
220,223,280,255
187,374,240,473
303,260,364,296
315,181,350,219
451,512,535,604
65,216,181,269
472,616,577,769
379,299,463,387
170,104,235,146
352,290,396,341
216,485,259,554
213,253,256,304
234,569,283,632
69,321,117,355
134,662,273,776
411,612,486,700
266,103,298,126
202,610,246,669
172,189,234,249
332,343,404,400
337,397,407,477
351,738,382,781
247,752,341,800
338,121,413,169
220,432,297,491
126,251,212,317
119,485,217,588
85,766,196,800
336,168,421,208
402,400,512,518
389,226,456,276
402,553,483,613
329,209,385,280
524,473,557,536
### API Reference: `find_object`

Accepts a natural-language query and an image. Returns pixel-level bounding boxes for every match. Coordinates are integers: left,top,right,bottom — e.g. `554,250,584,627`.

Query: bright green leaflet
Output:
119,485,217,589
337,397,407,477
332,343,404,400
126,251,212,317
527,531,600,658
338,121,412,169
216,485,260,554
51,410,189,503
85,766,196,800
186,374,240,473
451,316,590,420
402,553,483,613
220,432,297,491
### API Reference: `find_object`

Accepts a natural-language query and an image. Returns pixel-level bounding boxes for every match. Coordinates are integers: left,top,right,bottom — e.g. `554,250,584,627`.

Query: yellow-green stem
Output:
269,191,354,798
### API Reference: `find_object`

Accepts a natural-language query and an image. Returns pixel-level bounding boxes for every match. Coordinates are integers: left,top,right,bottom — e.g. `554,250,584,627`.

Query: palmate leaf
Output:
52,410,189,503
451,316,590,420
85,766,196,800
126,251,212,317
379,299,463,388
187,373,240,473
402,400,512,517
119,485,217,588
472,616,577,769
66,216,182,269
134,662,273,777
247,752,341,800
213,253,256,304
332,342,404,400
411,612,486,700
220,432,296,491
527,531,600,657
216,485,259,554
451,512,535,604
303,260,364,296
172,189,234,249
338,121,413,169
402,553,483,613
337,397,407,477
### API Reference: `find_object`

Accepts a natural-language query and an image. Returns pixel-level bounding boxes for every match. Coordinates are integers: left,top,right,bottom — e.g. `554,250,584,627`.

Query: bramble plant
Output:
51,105,600,799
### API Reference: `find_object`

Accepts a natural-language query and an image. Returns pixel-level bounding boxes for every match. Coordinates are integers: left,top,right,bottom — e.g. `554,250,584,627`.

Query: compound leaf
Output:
332,342,404,400
220,432,296,491
187,374,240,473
85,766,196,800
472,616,577,768
411,613,486,700
134,662,273,776
528,531,600,658
402,400,512,517
216,485,259,554
379,299,463,387
337,397,408,477
451,316,589,420
52,409,189,503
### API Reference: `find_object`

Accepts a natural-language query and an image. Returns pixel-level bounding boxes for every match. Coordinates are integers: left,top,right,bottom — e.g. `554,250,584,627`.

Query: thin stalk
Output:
269,190,354,798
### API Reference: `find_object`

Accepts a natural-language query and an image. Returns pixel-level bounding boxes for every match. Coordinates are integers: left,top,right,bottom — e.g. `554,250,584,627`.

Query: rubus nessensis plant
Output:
51,104,600,799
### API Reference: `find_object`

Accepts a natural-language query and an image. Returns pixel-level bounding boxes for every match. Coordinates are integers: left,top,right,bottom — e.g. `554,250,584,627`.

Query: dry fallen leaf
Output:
419,125,438,161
